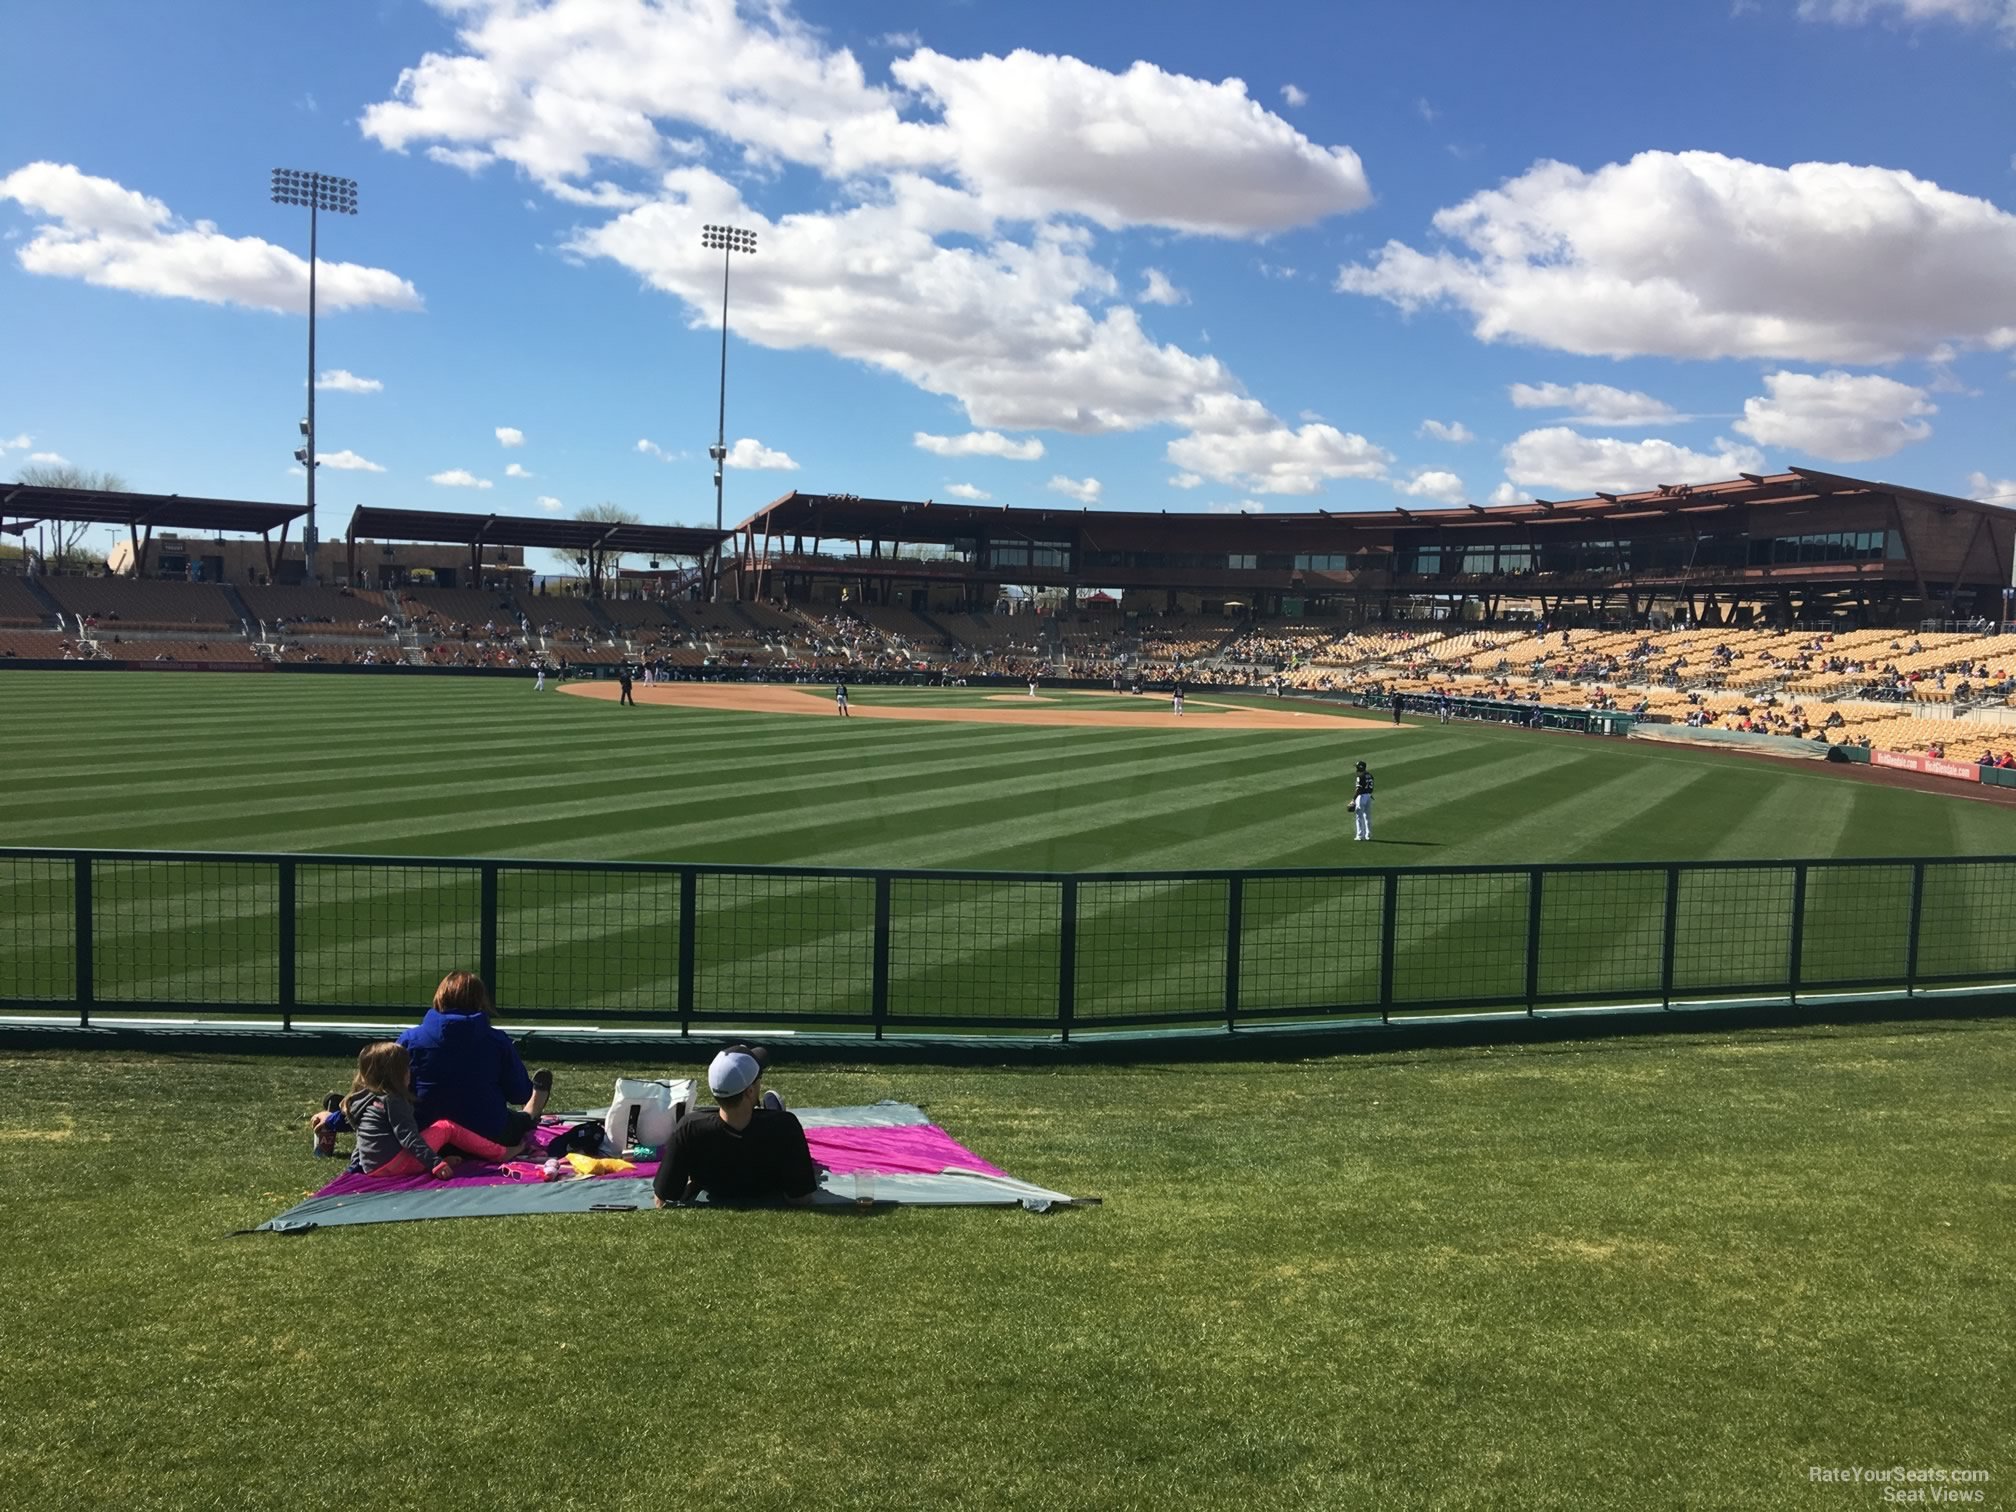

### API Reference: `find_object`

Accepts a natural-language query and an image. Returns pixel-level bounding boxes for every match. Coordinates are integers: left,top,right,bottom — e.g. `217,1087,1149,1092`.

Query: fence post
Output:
871,874,890,1041
1787,863,1808,1002
1378,871,1399,1025
479,864,499,999
1904,860,1925,996
1524,869,1544,1016
1057,878,1077,1043
73,855,92,1029
1223,875,1243,1031
1660,865,1681,1009
278,859,296,1032
677,868,697,1036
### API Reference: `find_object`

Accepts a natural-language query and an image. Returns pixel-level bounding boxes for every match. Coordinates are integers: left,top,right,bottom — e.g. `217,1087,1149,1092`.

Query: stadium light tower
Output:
271,168,358,585
700,223,756,601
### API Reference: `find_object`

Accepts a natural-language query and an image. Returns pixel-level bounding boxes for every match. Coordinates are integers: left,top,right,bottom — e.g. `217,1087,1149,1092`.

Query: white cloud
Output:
504,462,533,478
427,145,498,173
914,430,1045,460
1502,428,1764,495
636,437,684,461
0,161,422,314
316,369,383,394
495,426,525,447
1208,499,1266,513
1398,469,1467,504
1798,0,2016,31
878,31,922,50
1280,84,1308,108
429,468,493,488
1417,419,1475,444
0,432,32,453
1169,472,1205,489
1165,394,1392,495
535,494,565,511
364,2,1374,491
1733,370,1935,461
945,482,991,500
362,3,1369,235
26,451,69,466
1488,482,1533,506
1964,470,2016,502
724,437,797,470
317,449,386,472
1507,382,1680,426
1047,474,1102,504
1416,97,1439,122
1339,150,2016,363
1139,267,1186,306
287,465,306,478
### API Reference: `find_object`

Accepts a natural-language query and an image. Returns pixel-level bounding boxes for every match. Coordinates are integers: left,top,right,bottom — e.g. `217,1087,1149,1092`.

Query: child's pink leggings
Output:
368,1120,510,1178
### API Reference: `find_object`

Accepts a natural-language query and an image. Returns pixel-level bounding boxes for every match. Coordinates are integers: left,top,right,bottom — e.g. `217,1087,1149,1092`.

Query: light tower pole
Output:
700,223,756,601
271,168,358,585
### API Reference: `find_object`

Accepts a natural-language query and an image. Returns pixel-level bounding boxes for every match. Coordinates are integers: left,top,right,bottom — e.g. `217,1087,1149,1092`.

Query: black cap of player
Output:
1355,761,1367,771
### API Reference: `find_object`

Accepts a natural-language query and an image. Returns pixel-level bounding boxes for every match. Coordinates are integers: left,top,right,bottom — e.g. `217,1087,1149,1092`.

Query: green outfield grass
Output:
4,672,2015,1026
2,1022,2008,1510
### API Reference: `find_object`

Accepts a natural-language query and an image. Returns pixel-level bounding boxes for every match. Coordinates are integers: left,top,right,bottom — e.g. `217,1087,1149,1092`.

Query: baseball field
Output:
2,670,2010,1508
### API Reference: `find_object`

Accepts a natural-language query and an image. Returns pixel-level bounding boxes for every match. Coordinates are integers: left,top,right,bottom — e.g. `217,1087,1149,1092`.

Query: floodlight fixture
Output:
700,224,759,601
268,168,361,584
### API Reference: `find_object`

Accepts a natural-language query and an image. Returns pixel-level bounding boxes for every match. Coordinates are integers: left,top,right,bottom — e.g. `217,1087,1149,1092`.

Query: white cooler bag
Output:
603,1077,697,1152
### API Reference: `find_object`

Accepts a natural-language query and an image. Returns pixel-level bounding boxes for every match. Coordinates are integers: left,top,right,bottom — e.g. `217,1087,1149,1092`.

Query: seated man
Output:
653,1047,818,1207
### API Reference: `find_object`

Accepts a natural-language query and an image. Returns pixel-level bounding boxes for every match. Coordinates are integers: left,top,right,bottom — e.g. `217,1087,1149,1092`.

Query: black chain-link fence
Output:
0,849,2005,1034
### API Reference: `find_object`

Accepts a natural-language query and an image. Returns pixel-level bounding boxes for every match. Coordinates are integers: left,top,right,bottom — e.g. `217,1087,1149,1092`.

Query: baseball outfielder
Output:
1350,760,1374,841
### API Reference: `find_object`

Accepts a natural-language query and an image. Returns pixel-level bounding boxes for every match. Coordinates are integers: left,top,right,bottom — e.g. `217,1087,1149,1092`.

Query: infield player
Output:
1350,760,1374,841
1172,681,1185,717
834,680,849,717
1029,675,1039,697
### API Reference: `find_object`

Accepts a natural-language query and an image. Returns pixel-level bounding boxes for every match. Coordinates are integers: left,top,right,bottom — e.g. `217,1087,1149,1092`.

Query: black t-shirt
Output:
652,1108,818,1204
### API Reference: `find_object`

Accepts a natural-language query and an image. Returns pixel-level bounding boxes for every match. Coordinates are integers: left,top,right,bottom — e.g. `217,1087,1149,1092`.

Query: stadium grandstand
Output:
7,471,2016,776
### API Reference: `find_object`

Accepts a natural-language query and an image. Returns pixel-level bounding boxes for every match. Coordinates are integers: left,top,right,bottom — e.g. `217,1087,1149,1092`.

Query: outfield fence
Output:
2,847,2010,1036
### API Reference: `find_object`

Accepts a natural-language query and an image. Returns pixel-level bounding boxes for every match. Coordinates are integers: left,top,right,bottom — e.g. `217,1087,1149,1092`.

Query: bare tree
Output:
14,463,127,571
546,502,641,598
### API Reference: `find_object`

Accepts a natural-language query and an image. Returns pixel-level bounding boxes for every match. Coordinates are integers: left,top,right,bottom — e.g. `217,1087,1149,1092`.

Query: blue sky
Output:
2,0,2014,557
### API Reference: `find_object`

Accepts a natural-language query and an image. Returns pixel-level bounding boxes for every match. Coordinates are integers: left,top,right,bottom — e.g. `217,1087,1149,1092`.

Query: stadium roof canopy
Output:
0,483,305,537
739,470,2011,543
343,506,730,556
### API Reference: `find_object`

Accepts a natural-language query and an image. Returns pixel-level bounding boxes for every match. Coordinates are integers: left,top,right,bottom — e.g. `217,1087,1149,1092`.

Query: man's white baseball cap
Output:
708,1049,764,1096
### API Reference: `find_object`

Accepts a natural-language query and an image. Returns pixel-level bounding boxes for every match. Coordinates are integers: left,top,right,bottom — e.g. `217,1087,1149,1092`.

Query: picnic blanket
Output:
255,1102,1082,1231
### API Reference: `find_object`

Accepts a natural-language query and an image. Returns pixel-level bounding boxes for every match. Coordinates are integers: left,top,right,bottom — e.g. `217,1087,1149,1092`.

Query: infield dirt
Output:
562,680,1392,730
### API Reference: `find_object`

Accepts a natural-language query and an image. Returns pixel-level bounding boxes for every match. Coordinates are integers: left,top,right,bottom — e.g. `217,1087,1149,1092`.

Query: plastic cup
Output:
855,1171,876,1206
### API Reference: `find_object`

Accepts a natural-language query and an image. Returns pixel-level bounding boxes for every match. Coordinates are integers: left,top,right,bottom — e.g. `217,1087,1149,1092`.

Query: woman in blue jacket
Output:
398,971,550,1152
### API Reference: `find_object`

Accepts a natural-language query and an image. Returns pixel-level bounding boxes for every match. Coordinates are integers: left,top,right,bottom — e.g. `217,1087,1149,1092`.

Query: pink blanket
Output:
311,1118,1004,1201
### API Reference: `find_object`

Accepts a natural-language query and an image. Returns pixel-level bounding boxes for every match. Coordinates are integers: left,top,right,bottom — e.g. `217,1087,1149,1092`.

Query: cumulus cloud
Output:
724,437,797,469
1733,370,1935,461
1208,499,1266,513
1488,481,1533,507
1398,469,1468,504
504,462,533,478
317,449,386,472
0,161,422,314
495,426,525,447
1507,382,1680,426
316,369,383,394
1139,267,1186,305
429,468,493,488
26,450,69,466
1280,84,1308,108
1417,419,1475,443
1965,471,2016,502
1502,428,1764,495
363,1,1375,498
0,432,33,453
914,430,1045,460
1799,0,2016,31
1339,150,2016,363
1047,474,1102,504
535,494,565,511
1165,394,1392,495
1169,472,1205,489
945,482,991,500
636,437,685,461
